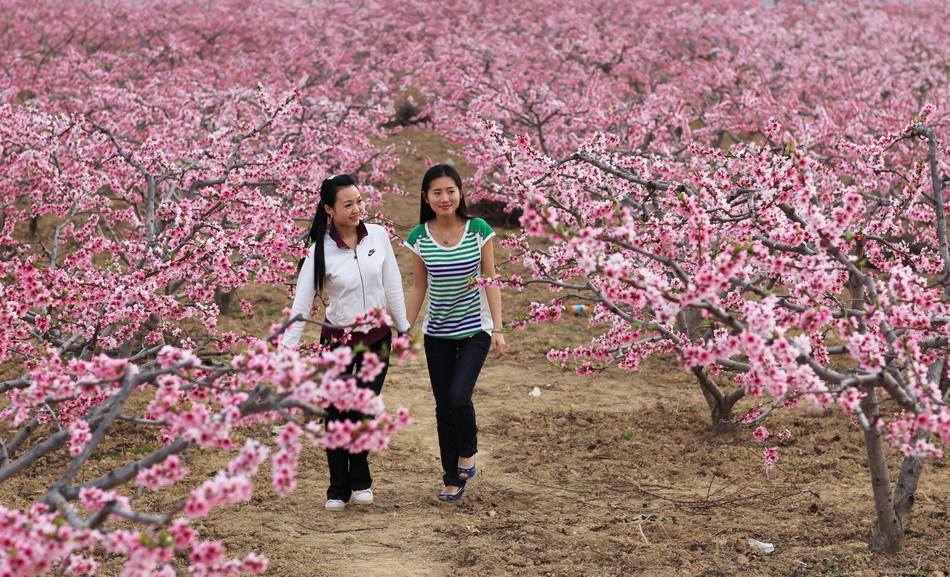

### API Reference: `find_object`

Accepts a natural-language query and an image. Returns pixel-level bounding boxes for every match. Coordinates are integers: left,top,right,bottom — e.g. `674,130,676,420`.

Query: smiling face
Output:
325,185,364,231
424,175,462,218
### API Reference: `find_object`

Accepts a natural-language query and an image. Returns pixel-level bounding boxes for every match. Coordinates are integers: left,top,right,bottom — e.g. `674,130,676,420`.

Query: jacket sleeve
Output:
381,234,410,332
282,245,318,347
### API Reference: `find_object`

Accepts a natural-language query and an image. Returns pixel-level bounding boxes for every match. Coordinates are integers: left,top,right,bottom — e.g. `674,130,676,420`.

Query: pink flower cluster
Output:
136,455,189,491
0,505,90,577
322,407,414,454
526,301,565,324
67,420,92,457
272,422,301,496
351,307,394,336
356,353,386,384
184,475,254,519
390,332,421,364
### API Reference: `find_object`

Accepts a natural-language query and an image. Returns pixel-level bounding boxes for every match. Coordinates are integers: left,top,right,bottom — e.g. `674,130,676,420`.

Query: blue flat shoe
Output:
437,486,465,502
457,463,476,480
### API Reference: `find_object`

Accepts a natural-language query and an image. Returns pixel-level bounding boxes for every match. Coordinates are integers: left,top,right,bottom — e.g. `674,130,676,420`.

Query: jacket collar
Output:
329,221,368,249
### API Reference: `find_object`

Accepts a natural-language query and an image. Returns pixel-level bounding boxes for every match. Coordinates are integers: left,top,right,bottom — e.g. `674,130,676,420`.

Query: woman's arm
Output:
381,236,410,332
405,252,428,331
481,239,506,358
282,246,318,348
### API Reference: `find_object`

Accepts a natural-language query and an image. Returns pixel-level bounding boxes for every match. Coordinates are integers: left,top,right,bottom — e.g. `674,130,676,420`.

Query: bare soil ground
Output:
2,130,948,577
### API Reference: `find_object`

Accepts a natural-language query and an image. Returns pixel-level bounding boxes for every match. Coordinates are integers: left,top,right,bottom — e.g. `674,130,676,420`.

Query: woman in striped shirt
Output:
406,164,507,503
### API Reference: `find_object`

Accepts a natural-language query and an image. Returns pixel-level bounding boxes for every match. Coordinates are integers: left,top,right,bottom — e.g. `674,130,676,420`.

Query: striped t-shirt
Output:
406,217,496,338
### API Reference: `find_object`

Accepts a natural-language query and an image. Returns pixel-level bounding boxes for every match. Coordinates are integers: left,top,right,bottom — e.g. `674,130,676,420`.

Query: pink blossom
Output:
190,540,226,567
184,475,253,519
900,439,943,459
136,455,189,491
68,420,92,457
79,487,131,514
839,388,866,414
356,352,385,384
741,409,762,424
67,555,100,576
227,440,270,477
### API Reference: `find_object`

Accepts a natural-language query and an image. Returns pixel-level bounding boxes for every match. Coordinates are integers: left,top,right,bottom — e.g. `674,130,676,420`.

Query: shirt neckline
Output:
329,221,368,249
424,218,471,250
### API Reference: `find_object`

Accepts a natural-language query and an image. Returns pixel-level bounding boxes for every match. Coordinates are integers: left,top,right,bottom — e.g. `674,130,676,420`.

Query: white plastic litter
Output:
529,386,541,397
748,538,775,554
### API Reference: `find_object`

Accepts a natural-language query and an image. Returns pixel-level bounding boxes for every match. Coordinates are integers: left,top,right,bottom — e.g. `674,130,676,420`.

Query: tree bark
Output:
894,357,946,528
860,387,903,552
893,446,924,532
215,285,235,313
691,366,738,431
679,309,742,432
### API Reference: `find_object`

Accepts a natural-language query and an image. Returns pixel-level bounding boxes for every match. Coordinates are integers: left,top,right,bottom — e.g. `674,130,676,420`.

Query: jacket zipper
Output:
353,247,366,310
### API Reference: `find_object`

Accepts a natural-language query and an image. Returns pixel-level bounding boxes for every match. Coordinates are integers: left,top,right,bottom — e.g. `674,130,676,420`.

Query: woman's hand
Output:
491,331,506,359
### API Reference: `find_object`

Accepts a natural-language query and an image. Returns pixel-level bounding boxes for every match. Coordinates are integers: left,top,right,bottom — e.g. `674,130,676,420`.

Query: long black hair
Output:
306,174,358,295
419,164,470,224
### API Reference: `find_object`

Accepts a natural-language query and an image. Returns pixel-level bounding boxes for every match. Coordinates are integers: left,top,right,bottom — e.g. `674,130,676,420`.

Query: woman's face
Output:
424,175,461,217
326,185,364,229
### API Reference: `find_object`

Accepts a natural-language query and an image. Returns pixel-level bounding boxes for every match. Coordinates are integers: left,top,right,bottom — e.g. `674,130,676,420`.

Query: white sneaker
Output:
325,499,346,511
352,489,374,505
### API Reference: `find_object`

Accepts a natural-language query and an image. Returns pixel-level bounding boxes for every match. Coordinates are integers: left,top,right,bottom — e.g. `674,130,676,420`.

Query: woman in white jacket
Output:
283,174,410,512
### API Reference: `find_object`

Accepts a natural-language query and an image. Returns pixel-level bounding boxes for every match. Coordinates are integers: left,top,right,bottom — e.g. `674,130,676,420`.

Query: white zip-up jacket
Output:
282,222,409,347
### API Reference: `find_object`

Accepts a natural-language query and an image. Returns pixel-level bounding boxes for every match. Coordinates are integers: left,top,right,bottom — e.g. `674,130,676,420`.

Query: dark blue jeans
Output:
324,333,391,502
424,331,491,488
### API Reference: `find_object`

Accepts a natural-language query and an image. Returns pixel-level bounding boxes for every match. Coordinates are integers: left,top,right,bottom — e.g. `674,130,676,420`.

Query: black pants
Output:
325,333,391,501
424,331,491,488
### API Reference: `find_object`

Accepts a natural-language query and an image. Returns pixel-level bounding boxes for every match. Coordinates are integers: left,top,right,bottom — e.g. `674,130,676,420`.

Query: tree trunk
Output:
860,388,903,552
215,286,235,314
691,366,739,432
893,445,924,531
894,358,947,528
680,309,743,432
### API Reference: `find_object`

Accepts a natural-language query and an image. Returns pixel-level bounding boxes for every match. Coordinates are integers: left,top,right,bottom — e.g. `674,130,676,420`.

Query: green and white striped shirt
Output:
406,218,496,338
